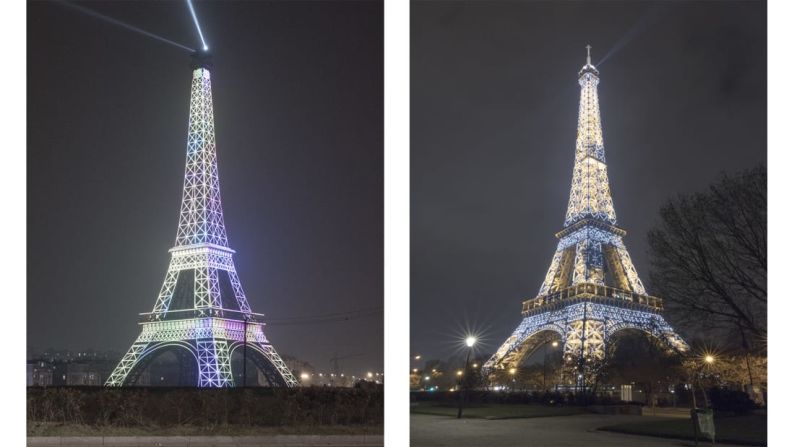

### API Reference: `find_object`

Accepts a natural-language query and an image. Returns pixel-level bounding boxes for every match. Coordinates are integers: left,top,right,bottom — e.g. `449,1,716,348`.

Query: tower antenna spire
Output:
586,44,592,65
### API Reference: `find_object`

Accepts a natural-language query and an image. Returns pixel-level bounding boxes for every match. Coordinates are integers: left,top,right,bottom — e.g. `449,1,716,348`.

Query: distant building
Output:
27,348,121,386
65,362,103,386
27,361,54,386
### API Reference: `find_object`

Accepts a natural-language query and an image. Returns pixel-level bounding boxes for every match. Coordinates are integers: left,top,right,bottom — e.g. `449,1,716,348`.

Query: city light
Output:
300,373,309,380
367,372,373,379
456,370,463,376
414,355,421,360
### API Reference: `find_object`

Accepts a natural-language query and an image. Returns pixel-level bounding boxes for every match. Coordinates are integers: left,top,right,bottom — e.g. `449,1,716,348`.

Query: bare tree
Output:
647,166,766,348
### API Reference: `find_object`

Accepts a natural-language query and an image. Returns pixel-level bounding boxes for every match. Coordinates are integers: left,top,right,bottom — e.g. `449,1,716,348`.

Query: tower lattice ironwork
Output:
106,53,298,387
484,47,688,382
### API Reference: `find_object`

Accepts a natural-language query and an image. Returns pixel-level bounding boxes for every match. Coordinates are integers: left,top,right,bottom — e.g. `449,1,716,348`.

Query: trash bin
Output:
690,408,715,444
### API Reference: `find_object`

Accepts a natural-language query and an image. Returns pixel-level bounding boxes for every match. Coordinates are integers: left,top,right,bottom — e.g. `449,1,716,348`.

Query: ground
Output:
410,413,756,447
28,423,381,437
600,413,766,446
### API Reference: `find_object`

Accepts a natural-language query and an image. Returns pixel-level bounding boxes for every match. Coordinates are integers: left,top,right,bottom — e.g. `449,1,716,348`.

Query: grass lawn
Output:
598,413,766,446
410,402,586,420
28,422,383,437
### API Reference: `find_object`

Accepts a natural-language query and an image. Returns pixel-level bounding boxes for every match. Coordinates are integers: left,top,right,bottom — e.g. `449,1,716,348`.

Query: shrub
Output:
707,387,755,414
27,386,383,429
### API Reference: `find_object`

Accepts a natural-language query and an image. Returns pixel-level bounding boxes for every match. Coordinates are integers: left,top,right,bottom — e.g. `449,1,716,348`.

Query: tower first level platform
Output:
484,283,688,372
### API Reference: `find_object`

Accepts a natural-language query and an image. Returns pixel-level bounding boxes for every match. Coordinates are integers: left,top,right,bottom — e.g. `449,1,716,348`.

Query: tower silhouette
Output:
105,53,298,387
484,47,688,382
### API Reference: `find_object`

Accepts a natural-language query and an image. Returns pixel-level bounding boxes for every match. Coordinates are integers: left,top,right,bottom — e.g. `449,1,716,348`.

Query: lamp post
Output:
457,336,477,419
690,353,717,446
242,316,248,387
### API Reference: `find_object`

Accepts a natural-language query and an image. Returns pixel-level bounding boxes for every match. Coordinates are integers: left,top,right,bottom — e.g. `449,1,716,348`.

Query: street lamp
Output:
458,336,477,419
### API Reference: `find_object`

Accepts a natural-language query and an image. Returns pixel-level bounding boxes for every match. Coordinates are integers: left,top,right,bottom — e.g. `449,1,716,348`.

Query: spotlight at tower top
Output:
186,0,209,52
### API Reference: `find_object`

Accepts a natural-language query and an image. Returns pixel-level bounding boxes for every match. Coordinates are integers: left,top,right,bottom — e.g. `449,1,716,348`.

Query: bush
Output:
707,387,755,414
27,386,383,429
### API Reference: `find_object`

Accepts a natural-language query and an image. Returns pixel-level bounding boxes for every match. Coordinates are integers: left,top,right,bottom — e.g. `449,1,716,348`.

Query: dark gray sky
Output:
411,0,766,363
28,0,383,375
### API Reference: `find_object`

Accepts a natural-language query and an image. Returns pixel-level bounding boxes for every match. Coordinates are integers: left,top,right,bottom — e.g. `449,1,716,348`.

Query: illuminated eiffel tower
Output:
106,53,298,387
484,47,688,383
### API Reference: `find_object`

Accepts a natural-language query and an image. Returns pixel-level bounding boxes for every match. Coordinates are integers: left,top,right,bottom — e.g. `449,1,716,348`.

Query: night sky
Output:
28,0,383,376
411,1,766,364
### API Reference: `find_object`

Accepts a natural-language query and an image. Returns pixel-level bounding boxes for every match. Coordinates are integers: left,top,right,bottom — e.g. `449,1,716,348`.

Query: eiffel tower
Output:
105,53,298,387
484,47,688,381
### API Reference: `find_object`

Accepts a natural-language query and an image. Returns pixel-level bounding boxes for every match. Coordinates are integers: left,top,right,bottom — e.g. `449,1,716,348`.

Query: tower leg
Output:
562,312,606,392
196,339,234,387
257,343,299,387
105,340,150,386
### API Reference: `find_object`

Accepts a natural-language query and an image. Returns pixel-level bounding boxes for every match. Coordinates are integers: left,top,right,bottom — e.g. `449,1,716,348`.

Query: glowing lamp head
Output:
552,341,559,347
465,336,477,347
704,354,715,364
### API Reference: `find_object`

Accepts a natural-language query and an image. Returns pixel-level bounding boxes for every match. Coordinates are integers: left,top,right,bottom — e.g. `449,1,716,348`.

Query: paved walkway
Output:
411,413,745,447
27,434,383,446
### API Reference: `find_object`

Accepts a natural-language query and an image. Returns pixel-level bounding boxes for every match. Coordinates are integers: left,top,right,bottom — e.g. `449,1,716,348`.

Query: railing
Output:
139,308,265,324
521,283,663,315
